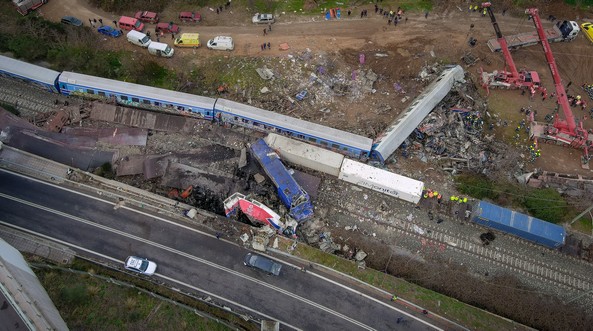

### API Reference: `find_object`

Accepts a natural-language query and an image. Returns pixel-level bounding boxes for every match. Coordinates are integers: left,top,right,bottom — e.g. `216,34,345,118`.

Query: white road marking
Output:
0,193,381,330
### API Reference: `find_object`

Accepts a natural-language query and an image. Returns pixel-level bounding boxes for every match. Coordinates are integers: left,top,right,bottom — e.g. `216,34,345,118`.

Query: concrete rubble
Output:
392,84,522,177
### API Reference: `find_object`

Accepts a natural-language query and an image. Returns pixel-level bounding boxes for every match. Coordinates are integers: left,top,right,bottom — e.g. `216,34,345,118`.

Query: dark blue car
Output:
98,26,122,38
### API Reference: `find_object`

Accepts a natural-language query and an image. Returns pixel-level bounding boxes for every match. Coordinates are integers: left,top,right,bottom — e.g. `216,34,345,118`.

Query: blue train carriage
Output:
0,55,60,93
57,71,217,120
214,98,373,159
250,139,314,222
471,201,565,249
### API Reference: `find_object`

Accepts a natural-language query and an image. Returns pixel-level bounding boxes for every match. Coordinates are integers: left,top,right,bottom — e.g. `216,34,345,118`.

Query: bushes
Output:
523,188,567,224
455,173,569,224
455,174,499,200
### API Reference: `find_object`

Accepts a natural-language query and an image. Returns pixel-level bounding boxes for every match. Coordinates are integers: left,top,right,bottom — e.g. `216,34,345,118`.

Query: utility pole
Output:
569,204,593,226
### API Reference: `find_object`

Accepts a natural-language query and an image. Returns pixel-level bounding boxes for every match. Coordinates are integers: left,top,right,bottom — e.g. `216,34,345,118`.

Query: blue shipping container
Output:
471,201,565,249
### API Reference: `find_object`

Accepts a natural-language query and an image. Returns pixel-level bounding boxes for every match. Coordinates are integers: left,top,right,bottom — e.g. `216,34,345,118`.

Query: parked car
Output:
98,26,122,38
252,13,274,24
134,11,159,24
581,22,593,44
243,253,282,276
155,22,180,34
179,11,201,23
207,36,234,51
124,256,157,275
61,16,83,27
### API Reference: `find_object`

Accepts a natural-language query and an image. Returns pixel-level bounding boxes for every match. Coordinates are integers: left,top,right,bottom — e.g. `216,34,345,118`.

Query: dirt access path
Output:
38,0,593,175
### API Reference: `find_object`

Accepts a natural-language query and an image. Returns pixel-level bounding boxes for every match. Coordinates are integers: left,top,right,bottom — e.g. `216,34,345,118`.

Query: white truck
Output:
148,42,174,57
487,20,579,52
126,30,151,48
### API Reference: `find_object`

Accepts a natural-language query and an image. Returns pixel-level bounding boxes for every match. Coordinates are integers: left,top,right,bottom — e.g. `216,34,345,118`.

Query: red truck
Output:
13,0,48,15
179,11,201,23
134,11,159,24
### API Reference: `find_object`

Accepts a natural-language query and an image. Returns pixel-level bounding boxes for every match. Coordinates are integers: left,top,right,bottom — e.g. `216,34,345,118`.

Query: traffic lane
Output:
0,200,374,331
0,171,171,237
0,172,437,330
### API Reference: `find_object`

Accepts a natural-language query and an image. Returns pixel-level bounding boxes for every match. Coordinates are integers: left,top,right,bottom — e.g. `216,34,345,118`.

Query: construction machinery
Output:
487,20,579,52
480,2,541,94
526,8,593,166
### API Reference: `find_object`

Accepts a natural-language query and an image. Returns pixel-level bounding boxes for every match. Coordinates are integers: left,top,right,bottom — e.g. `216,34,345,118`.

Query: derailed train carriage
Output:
0,55,373,159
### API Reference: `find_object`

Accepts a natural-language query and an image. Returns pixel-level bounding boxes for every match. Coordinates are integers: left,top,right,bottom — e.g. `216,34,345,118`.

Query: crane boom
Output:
525,8,577,135
479,2,540,93
483,3,519,80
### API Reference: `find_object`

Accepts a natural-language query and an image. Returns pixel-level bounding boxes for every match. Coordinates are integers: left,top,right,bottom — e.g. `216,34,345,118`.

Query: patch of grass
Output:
455,173,499,200
191,56,271,95
33,260,243,331
0,102,19,116
572,216,593,234
276,237,525,331
523,187,567,223
564,0,593,7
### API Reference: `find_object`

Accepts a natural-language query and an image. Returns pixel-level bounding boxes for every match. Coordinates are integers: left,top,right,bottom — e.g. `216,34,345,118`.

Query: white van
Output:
148,42,174,57
127,30,151,48
207,36,234,51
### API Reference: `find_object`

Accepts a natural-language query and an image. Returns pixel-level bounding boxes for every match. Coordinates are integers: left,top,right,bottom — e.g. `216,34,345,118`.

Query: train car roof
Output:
215,98,373,151
0,55,60,85
59,71,216,109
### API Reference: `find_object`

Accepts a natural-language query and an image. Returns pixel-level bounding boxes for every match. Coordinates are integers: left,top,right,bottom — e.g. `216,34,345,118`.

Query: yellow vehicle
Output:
174,33,200,48
581,22,593,44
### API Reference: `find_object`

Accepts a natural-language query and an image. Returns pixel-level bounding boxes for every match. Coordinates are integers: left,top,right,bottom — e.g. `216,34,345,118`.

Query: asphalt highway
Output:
0,169,440,330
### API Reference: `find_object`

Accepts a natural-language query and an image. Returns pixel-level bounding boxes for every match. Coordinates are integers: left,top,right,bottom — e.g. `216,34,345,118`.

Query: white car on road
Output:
124,256,157,275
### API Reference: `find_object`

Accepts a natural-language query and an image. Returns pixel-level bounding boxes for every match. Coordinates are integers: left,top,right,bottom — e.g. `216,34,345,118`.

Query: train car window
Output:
308,137,316,142
234,116,239,121
320,141,328,146
206,111,210,116
253,122,260,127
177,106,185,111
154,102,160,106
86,89,95,94
98,91,106,97
143,100,151,104
242,119,248,123
120,96,128,101
297,134,305,139
60,84,67,89
332,144,339,149
132,97,139,102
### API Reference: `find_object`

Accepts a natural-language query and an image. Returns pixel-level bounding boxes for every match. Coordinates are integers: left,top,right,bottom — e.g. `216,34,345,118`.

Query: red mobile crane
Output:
480,2,541,94
526,8,593,164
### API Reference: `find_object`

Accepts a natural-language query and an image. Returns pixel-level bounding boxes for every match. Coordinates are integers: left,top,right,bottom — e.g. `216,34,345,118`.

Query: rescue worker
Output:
463,197,468,203
437,194,443,204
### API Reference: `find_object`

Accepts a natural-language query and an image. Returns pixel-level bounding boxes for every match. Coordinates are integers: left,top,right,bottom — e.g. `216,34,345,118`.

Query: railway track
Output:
318,192,593,294
0,77,60,116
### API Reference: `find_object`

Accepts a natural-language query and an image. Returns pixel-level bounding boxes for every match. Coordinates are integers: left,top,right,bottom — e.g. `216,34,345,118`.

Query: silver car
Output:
252,13,275,24
244,253,282,276
124,256,157,275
